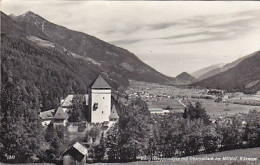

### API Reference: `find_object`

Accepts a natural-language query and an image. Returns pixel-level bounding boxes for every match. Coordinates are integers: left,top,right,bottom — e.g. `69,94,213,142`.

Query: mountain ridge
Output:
1,11,181,110
11,11,177,84
193,51,260,94
192,52,257,81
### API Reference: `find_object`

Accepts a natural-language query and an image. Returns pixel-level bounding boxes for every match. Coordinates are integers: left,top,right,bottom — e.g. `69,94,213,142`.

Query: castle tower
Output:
89,74,111,123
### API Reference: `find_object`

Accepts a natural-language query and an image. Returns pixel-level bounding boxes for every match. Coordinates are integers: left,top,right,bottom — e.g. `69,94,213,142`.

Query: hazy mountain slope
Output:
193,51,260,94
176,72,197,84
197,67,224,80
191,64,225,79
12,11,176,84
193,52,257,80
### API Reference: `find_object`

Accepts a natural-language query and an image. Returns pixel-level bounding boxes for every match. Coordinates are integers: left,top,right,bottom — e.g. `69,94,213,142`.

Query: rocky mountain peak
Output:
15,11,46,25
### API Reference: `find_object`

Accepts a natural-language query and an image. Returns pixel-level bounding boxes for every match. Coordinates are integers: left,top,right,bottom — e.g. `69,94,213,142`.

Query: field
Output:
128,81,260,118
146,98,185,113
189,98,259,118
94,148,260,165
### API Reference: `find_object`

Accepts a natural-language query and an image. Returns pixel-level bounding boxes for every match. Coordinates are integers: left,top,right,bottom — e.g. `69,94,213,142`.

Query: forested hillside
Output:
12,11,177,84
1,10,180,110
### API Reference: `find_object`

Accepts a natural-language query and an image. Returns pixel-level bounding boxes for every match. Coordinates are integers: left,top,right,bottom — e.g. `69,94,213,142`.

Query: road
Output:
178,99,187,108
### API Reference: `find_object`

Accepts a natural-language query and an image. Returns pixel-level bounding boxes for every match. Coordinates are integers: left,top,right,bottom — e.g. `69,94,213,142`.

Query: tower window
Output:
93,103,98,110
103,97,105,99
102,111,104,114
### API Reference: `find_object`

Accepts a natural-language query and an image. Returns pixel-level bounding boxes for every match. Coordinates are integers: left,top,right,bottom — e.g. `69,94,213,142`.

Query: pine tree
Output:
93,133,106,162
1,69,45,163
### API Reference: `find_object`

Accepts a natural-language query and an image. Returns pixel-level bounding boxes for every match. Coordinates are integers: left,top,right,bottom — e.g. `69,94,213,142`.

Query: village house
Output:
39,109,55,126
62,142,88,165
109,105,119,122
53,107,67,127
61,94,74,113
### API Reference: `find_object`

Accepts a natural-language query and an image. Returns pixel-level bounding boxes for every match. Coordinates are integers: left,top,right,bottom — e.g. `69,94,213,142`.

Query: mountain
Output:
1,11,176,111
11,11,176,84
193,52,257,80
176,72,197,84
191,64,225,79
193,51,260,94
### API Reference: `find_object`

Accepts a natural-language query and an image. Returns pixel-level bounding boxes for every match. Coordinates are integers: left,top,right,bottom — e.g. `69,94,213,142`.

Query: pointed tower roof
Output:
90,74,111,89
53,107,66,119
109,105,119,119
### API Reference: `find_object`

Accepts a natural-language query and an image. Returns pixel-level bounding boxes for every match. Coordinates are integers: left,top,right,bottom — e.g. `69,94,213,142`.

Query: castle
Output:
39,74,119,126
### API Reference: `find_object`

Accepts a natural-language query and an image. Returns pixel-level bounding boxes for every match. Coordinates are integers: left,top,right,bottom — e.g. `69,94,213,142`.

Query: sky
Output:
2,1,260,77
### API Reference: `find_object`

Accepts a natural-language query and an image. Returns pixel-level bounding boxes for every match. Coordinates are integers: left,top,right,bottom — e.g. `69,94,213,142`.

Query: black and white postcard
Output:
1,1,260,165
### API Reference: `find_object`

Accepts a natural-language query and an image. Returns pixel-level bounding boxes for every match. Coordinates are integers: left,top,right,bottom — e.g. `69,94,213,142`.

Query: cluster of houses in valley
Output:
39,74,119,165
127,91,173,100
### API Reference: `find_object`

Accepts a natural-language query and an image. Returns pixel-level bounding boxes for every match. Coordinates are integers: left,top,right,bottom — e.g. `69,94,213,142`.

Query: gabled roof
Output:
90,74,111,89
53,107,66,119
109,105,119,119
61,94,74,107
39,109,55,120
62,142,88,158
72,142,88,156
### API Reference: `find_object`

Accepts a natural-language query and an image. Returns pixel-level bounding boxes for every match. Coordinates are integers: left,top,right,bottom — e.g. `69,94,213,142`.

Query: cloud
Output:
98,8,260,49
147,22,179,30
127,10,260,45
110,39,144,45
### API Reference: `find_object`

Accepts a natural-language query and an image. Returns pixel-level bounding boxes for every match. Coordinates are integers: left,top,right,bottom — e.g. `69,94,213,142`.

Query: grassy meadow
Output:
94,147,260,165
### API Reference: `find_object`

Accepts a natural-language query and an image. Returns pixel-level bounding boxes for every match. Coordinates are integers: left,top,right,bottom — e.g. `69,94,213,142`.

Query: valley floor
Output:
127,81,260,118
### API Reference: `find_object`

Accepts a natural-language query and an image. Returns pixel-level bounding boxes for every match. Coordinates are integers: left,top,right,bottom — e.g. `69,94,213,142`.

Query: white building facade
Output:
89,75,112,123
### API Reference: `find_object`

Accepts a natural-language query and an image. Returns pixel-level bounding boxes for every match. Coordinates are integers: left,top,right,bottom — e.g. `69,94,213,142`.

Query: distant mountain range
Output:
191,63,226,80
193,51,260,94
192,52,257,81
176,72,197,84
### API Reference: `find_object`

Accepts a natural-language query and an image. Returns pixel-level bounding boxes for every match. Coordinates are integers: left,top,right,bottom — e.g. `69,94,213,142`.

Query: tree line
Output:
1,87,260,163
87,99,260,162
